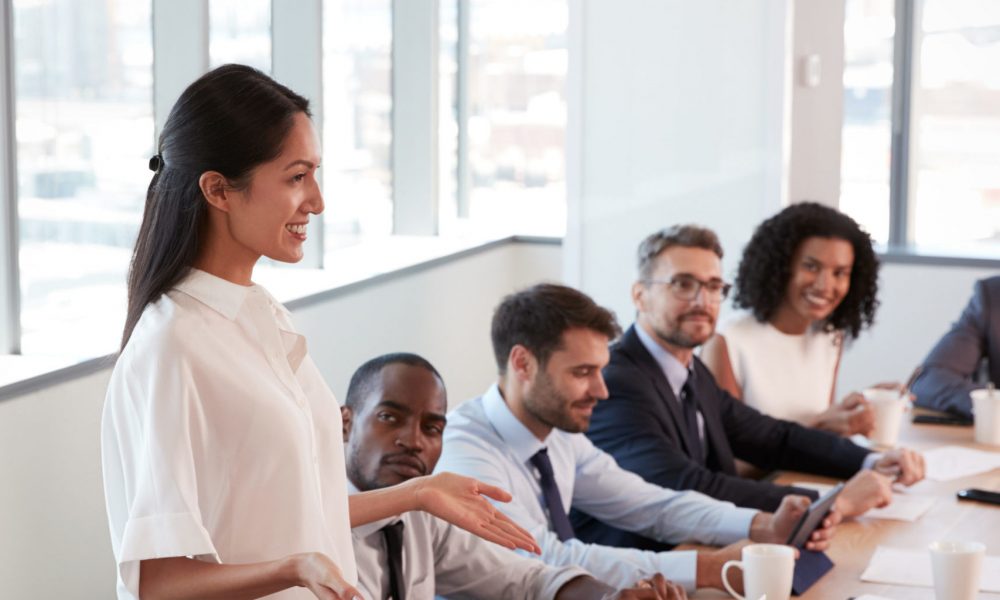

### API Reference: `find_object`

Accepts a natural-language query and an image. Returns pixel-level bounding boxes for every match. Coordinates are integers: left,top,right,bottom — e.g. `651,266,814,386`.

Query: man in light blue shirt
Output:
436,284,838,593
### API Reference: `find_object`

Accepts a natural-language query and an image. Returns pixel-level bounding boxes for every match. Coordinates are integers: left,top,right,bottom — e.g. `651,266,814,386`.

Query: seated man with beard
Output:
342,352,684,599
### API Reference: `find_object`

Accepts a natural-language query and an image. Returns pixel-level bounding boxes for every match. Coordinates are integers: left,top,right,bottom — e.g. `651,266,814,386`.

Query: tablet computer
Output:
785,482,844,548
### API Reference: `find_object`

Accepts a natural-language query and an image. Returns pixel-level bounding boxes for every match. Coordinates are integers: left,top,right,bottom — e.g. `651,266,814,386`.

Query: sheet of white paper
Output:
853,596,894,600
860,546,1000,592
923,446,1000,481
861,494,936,522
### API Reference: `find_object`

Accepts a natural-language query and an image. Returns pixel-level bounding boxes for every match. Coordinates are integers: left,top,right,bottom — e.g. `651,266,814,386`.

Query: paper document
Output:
860,546,1000,592
861,494,936,522
923,445,1000,481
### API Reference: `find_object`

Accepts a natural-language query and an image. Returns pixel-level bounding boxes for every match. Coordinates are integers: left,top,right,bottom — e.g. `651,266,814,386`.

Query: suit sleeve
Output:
911,279,992,418
593,363,817,512
717,385,869,479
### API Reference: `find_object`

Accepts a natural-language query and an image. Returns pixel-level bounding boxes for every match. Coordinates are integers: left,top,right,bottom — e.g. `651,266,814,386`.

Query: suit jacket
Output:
571,325,870,550
912,277,1000,418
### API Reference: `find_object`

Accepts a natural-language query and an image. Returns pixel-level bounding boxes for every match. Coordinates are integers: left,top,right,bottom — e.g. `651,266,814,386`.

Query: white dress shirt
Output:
348,483,588,599
102,269,356,599
435,384,758,591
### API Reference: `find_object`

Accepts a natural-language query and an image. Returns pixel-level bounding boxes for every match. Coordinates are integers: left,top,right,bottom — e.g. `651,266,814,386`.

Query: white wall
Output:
0,241,561,600
569,0,791,318
786,0,846,205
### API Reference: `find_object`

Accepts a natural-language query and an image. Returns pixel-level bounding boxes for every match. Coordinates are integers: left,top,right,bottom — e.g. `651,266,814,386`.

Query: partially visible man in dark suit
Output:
574,225,925,550
912,276,1000,419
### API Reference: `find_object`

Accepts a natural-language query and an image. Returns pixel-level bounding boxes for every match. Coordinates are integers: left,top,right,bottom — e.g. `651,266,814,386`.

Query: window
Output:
840,0,894,245
14,0,153,356
439,0,568,238
908,0,1000,253
322,0,393,249
209,0,272,73
841,0,1000,257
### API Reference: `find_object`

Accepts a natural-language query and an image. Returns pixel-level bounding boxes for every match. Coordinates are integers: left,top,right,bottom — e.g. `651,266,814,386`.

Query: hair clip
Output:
148,154,163,172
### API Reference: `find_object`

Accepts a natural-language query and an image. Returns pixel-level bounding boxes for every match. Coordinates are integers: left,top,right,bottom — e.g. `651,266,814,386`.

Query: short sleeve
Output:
102,333,220,599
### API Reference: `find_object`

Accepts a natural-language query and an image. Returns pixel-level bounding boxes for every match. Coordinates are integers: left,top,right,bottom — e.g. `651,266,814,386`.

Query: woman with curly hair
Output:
702,202,890,436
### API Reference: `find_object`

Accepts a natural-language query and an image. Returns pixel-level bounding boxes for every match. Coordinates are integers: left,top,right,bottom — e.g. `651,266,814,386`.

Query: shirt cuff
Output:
862,452,883,471
722,506,759,545
540,566,592,599
655,549,698,592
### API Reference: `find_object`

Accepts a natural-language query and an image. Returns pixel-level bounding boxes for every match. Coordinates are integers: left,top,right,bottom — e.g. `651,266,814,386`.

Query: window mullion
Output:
455,0,470,219
273,0,324,267
888,0,915,248
0,0,21,354
392,0,440,235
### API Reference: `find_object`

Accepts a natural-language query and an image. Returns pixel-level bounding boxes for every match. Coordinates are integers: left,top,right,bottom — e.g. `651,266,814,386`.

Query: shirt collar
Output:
634,323,692,397
173,268,252,321
347,479,403,538
482,383,547,465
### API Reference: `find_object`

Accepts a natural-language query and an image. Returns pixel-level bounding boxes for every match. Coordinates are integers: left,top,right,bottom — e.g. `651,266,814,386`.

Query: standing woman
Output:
702,202,884,436
102,65,537,600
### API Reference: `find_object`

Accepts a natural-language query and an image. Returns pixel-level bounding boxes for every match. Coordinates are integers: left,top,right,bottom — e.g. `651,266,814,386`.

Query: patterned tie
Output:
680,380,705,465
529,448,576,541
381,521,406,600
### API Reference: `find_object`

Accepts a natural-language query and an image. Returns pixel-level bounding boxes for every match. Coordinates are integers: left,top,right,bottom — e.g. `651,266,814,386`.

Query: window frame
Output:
880,0,1000,265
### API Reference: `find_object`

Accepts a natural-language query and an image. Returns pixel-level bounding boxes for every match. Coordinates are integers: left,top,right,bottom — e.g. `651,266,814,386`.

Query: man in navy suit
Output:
574,225,925,551
912,276,1000,419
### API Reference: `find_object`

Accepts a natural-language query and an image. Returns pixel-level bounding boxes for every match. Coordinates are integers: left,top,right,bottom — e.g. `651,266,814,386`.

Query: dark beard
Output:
523,370,591,434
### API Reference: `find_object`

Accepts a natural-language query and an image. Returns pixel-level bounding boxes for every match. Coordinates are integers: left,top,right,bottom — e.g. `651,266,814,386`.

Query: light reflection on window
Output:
14,0,153,356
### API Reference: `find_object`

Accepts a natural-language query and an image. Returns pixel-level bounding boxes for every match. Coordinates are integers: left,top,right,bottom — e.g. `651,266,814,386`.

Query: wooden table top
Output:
692,416,1000,599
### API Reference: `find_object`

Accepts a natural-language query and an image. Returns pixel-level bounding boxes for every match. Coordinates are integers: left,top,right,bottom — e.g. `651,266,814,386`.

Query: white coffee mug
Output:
864,388,905,447
721,543,795,600
971,389,1000,446
929,540,985,600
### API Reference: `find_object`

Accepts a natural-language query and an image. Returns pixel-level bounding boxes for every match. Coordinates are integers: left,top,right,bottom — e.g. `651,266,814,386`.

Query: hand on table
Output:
414,471,541,554
750,495,841,551
873,447,926,486
607,574,687,599
814,392,875,436
837,470,892,517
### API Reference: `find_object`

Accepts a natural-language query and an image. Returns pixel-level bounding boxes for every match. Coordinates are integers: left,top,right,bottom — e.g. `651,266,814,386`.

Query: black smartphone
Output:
956,488,1000,506
786,482,845,548
913,414,973,426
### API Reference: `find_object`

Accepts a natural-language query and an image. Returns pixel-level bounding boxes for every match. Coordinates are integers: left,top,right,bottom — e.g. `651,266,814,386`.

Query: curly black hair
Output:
733,202,880,340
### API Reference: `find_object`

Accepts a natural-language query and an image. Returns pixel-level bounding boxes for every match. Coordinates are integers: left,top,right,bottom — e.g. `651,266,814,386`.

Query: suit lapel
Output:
620,326,702,461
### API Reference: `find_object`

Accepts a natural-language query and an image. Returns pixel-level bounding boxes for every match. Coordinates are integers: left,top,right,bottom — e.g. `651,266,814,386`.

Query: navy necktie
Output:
529,448,575,541
680,380,705,465
381,521,405,600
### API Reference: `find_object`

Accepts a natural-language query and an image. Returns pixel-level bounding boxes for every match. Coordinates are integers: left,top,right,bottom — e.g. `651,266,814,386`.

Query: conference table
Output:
692,413,1000,599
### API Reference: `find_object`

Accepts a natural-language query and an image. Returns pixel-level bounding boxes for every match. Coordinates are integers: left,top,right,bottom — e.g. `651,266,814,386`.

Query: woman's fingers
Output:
473,480,514,503
490,511,541,553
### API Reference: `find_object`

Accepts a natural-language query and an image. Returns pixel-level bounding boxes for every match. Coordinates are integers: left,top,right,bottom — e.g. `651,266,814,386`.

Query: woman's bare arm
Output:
139,553,362,600
348,472,540,554
700,334,742,400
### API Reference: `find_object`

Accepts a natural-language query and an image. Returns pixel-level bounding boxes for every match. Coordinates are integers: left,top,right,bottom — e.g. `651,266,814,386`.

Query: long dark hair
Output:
122,64,310,349
732,202,880,340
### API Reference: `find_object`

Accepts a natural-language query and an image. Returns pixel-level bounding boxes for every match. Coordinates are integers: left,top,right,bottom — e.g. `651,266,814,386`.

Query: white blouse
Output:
717,313,841,425
102,269,356,599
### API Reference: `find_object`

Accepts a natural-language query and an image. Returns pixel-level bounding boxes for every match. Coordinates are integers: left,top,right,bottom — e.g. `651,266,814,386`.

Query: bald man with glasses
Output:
572,225,924,552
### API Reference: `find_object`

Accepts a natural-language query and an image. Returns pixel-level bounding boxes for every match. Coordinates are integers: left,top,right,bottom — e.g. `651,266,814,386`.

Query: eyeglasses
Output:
642,275,732,302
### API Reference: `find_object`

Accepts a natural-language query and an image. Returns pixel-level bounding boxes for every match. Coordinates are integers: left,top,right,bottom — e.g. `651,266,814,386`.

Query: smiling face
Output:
520,327,611,434
222,111,323,264
633,245,723,351
343,363,448,491
779,236,854,326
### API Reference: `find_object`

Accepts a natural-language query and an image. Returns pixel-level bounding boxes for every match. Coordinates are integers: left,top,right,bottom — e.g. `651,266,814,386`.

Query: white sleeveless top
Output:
717,313,841,425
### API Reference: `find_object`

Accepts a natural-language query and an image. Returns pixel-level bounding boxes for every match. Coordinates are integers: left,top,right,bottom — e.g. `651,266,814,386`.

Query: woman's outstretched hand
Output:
413,471,541,554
